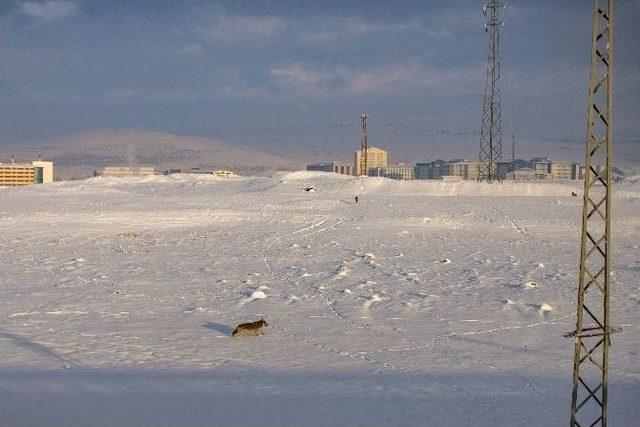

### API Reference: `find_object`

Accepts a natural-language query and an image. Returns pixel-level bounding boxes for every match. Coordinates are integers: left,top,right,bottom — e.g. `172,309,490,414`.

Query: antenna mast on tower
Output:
570,1,615,425
478,0,504,182
359,114,370,176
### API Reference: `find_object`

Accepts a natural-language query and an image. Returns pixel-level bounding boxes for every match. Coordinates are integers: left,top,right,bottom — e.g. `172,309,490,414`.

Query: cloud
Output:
20,1,77,23
176,44,204,59
270,64,341,94
214,85,267,100
270,63,483,96
196,15,285,42
193,14,432,46
299,18,421,44
101,83,267,104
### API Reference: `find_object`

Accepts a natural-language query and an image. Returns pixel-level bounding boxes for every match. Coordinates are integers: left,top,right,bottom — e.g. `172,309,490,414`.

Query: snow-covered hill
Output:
1,173,638,426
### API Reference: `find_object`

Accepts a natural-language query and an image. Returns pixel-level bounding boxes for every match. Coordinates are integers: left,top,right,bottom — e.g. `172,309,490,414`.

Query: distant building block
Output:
354,146,388,175
102,166,157,177
371,164,414,180
0,159,54,186
32,160,54,183
306,162,353,176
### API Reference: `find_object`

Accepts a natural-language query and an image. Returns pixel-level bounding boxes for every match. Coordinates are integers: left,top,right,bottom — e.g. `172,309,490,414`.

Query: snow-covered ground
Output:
1,172,639,427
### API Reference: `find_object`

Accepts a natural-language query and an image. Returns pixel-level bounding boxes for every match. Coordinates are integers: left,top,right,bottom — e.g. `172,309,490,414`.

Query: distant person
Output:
355,196,359,203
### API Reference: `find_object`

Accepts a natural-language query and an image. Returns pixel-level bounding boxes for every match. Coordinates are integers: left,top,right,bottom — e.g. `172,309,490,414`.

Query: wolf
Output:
232,318,268,337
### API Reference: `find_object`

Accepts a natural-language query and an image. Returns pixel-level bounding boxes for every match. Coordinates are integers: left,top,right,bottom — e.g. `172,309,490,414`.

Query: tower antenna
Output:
478,0,504,182
359,114,370,176
569,1,616,425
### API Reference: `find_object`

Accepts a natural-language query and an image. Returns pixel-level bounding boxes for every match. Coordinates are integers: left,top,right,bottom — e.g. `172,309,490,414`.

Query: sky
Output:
1,0,639,161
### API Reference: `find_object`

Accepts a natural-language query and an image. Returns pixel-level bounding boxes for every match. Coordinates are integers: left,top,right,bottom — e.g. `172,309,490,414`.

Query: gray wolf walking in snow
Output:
232,318,268,337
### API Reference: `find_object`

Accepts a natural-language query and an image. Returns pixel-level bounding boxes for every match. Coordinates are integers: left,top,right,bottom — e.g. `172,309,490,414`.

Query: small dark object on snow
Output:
355,196,359,203
571,191,578,197
302,187,316,192
232,318,268,337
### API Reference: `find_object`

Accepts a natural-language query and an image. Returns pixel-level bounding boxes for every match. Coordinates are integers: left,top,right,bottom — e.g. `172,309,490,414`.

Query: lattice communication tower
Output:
478,0,504,182
359,114,370,176
569,1,616,425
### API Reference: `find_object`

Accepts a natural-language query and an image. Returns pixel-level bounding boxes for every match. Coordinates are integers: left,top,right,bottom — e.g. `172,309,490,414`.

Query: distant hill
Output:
2,130,304,180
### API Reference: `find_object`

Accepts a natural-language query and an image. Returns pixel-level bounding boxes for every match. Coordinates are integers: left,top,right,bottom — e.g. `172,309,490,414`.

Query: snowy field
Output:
1,172,639,427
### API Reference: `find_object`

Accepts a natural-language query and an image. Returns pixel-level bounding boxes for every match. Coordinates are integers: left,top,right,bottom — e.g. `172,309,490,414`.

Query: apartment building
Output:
101,166,157,177
354,146,389,176
306,162,354,176
371,164,414,180
0,160,54,186
550,162,584,180
414,160,446,179
443,160,479,180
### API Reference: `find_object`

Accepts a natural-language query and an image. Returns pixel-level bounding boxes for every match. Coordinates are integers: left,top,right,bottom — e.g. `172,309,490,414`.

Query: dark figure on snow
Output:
355,196,359,203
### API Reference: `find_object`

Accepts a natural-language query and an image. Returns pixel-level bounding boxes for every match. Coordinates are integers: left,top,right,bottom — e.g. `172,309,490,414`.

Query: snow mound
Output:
278,171,352,181
250,290,267,300
241,288,268,305
333,263,350,279
538,302,554,312
363,294,382,309
53,171,640,202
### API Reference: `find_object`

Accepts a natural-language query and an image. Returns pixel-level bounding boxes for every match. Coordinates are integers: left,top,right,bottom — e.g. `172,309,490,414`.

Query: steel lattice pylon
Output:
570,1,614,426
478,0,504,182
359,114,369,176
